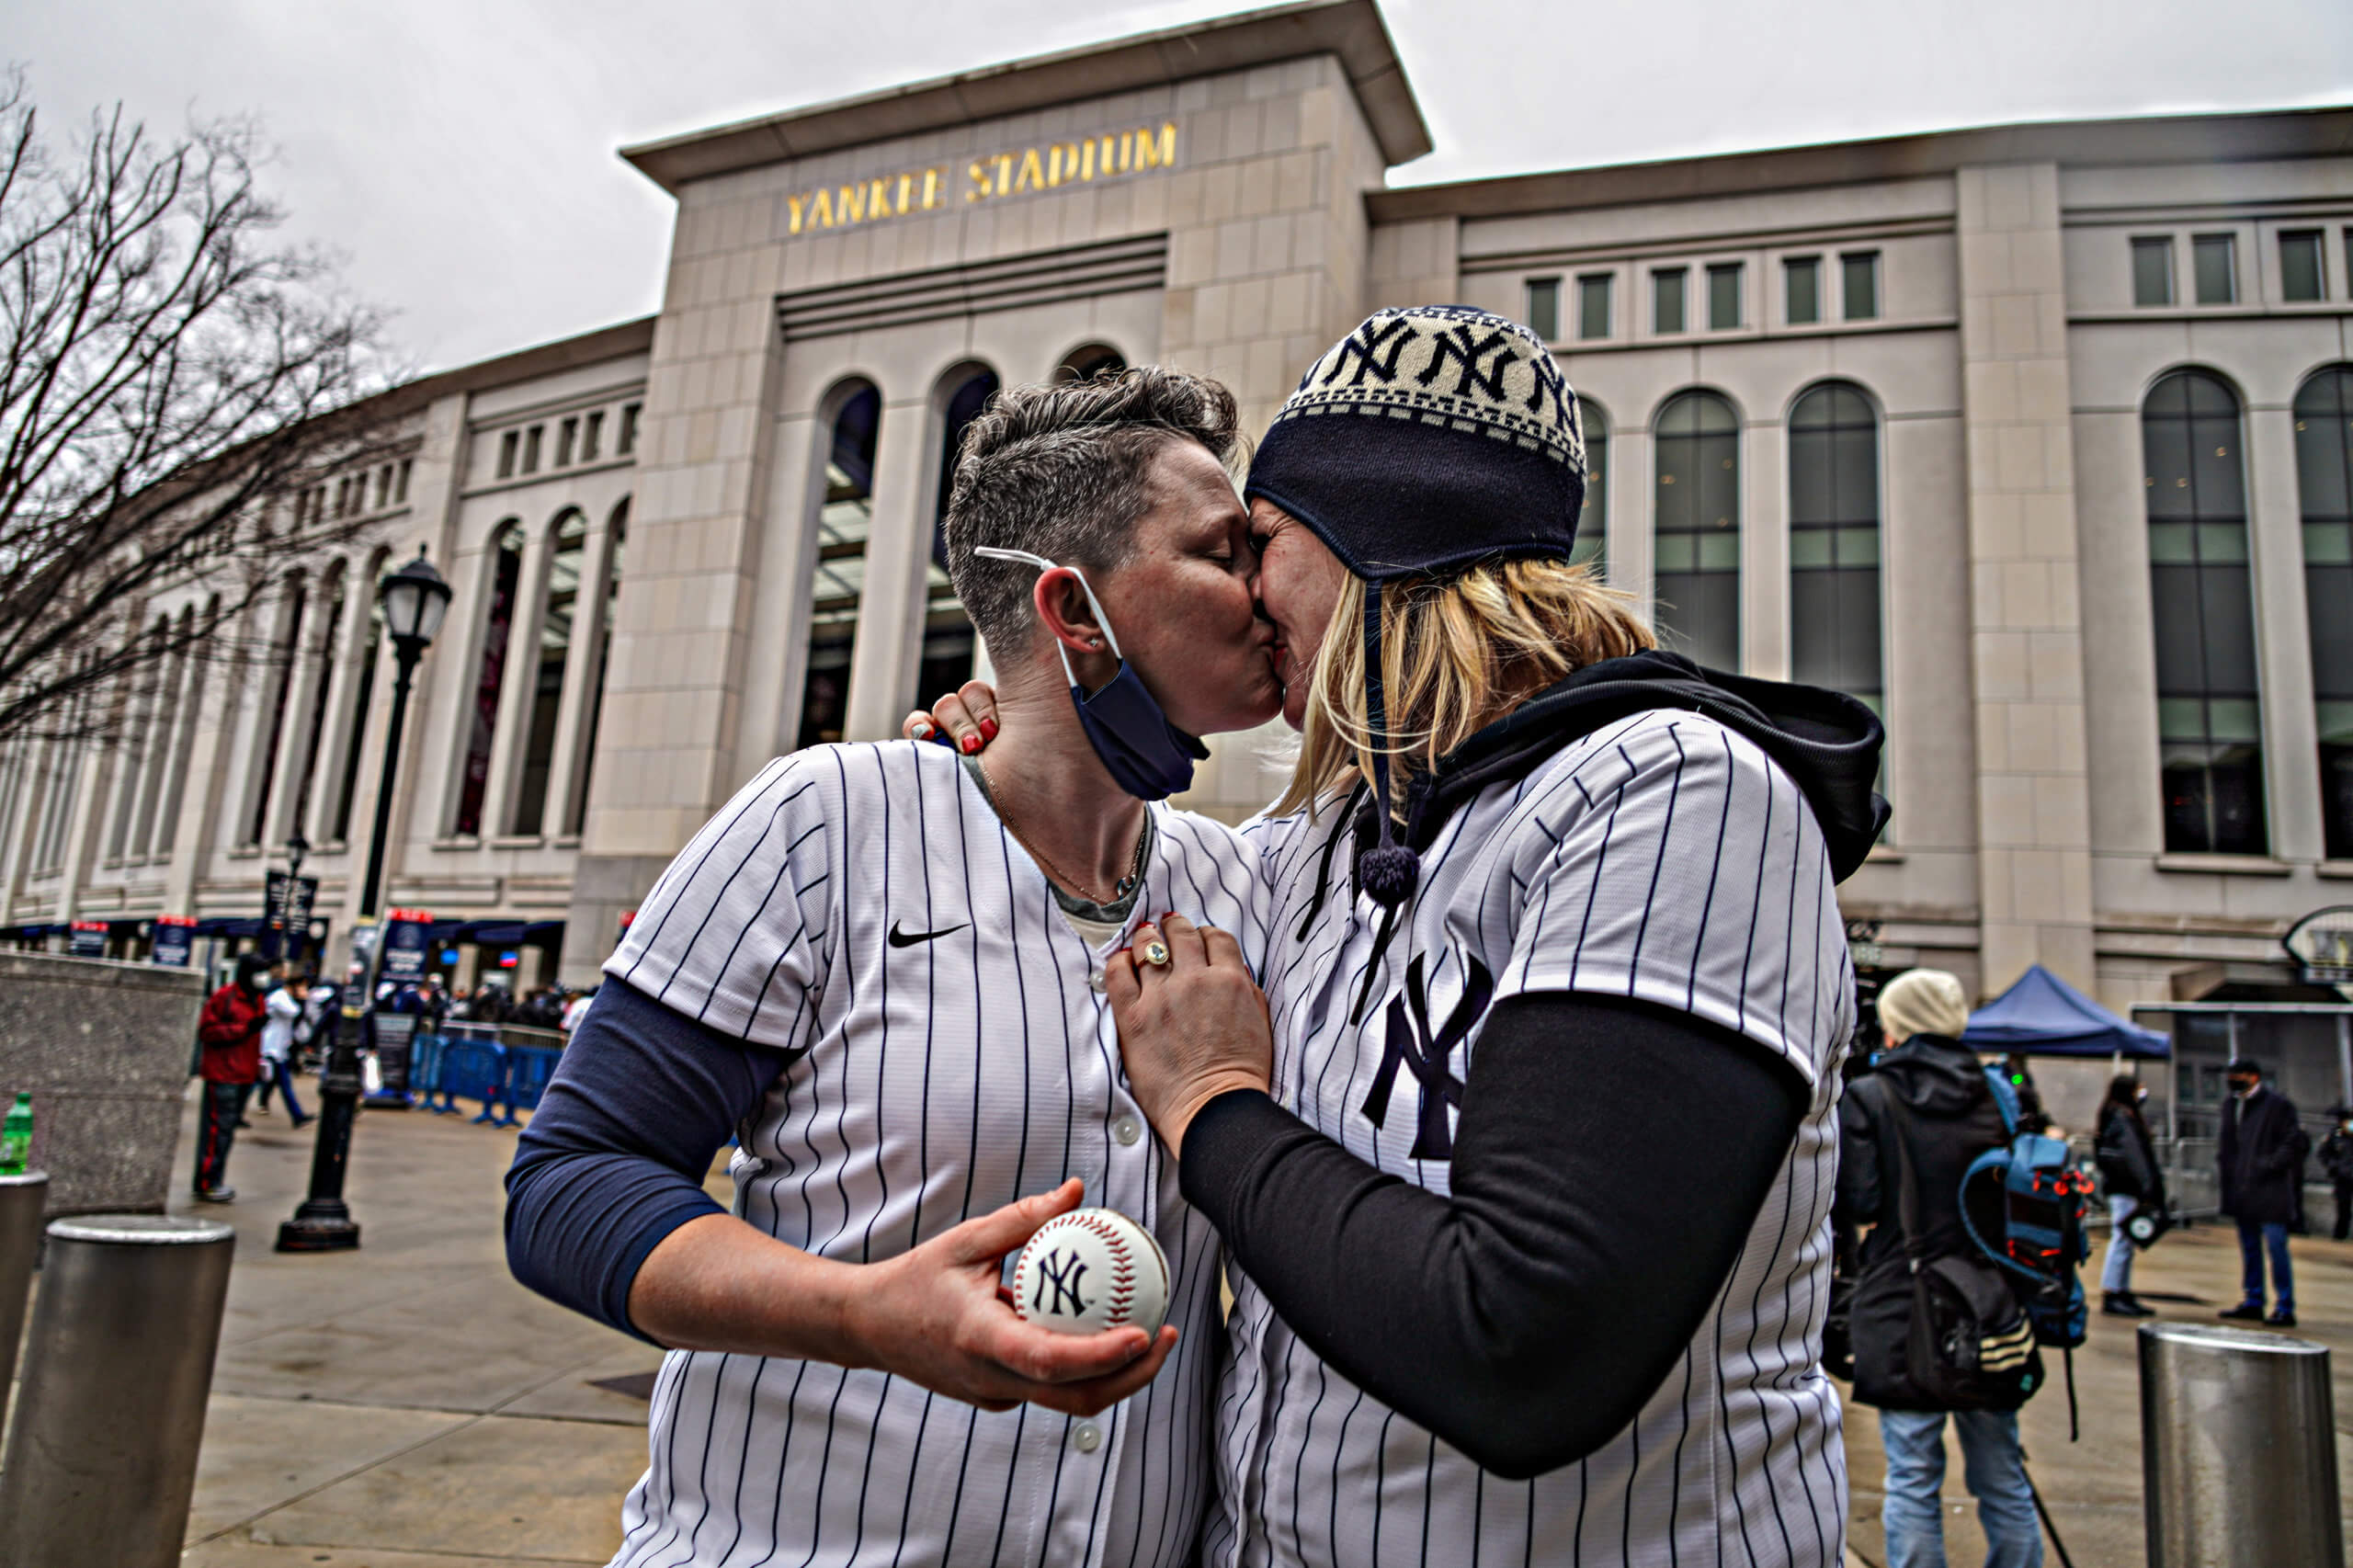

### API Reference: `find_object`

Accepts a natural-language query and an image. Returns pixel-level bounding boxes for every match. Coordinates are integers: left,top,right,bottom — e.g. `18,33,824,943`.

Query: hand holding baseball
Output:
1107,913,1273,1153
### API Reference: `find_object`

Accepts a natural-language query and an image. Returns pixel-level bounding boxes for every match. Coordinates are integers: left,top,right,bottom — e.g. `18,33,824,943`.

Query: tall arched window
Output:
567,501,626,838
454,524,523,836
1654,390,1741,669
286,561,347,838
513,513,585,836
330,568,386,846
2144,369,2265,855
1789,382,1884,716
107,618,167,859
2296,366,2353,858
244,574,307,845
154,599,215,856
1057,344,1126,381
1573,404,1608,573
131,616,184,855
799,386,880,751
915,366,1000,711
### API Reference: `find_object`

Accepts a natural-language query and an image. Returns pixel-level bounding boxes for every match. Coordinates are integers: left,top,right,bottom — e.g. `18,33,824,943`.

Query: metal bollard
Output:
0,1170,45,1404
0,1214,235,1568
2140,1322,2343,1568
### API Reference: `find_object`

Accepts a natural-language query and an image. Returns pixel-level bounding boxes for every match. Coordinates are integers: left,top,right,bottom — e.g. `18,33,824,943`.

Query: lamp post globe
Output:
276,546,449,1254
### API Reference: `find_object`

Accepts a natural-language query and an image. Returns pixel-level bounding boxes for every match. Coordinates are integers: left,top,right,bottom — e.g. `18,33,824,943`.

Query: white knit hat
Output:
1877,968,1970,1042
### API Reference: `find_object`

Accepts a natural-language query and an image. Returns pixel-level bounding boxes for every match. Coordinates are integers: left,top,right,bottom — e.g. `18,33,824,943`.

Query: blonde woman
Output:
918,307,1886,1566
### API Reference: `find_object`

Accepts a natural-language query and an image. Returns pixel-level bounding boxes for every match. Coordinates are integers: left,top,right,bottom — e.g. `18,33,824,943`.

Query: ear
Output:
1031,567,1108,657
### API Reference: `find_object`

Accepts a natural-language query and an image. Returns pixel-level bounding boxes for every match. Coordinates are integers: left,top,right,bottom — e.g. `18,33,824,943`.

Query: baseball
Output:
1011,1207,1170,1337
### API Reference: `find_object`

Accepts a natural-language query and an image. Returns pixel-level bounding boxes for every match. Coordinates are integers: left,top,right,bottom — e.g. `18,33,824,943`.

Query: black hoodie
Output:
1837,1033,2012,1266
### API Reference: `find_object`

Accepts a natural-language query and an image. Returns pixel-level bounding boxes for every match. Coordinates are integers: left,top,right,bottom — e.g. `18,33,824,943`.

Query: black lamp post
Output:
277,831,309,968
278,548,450,1254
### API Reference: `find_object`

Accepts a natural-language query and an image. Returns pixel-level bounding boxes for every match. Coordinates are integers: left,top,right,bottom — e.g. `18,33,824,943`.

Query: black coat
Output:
2096,1101,2163,1203
2220,1087,2307,1226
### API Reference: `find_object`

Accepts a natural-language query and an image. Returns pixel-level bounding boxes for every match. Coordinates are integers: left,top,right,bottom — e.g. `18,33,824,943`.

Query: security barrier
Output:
403,1025,566,1126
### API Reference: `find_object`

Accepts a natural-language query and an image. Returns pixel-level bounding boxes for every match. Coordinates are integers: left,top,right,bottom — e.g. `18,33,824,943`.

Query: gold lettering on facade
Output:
787,193,809,233
809,188,834,228
790,121,1176,232
967,161,991,201
838,184,866,223
1134,122,1176,171
1013,147,1044,194
995,152,1015,195
923,167,942,209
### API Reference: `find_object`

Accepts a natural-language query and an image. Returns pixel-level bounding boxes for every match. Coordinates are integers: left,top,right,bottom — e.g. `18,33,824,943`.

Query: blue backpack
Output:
1961,1066,2094,1433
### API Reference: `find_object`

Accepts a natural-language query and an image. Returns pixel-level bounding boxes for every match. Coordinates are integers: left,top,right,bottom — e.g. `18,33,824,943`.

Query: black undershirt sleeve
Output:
1178,990,1810,1480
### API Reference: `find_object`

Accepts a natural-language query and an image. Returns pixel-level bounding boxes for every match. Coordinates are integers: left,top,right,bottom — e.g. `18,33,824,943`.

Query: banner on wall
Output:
68,920,108,959
379,909,435,985
151,915,196,968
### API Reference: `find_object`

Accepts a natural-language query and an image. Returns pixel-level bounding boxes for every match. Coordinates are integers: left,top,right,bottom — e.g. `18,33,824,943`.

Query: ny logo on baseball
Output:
1013,1208,1170,1337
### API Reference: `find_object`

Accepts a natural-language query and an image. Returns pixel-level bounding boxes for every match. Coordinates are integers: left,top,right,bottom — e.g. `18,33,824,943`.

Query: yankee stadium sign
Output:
782,120,1178,236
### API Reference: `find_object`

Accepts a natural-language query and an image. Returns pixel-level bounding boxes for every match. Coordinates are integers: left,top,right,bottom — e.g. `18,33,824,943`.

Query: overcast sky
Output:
16,0,2349,373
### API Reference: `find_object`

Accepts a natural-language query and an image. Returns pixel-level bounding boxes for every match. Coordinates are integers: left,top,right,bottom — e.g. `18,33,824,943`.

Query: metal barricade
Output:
506,1043,563,1111
2140,1322,2342,1568
408,1030,448,1101
0,1169,46,1411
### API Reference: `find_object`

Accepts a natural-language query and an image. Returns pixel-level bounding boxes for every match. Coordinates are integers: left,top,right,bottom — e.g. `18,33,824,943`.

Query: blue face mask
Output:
976,546,1210,801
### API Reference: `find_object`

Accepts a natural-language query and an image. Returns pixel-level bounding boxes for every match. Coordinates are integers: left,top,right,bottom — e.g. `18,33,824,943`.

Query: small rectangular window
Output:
1707,262,1743,330
583,411,604,462
522,425,543,474
557,417,578,467
374,465,392,508
1653,267,1687,335
1841,252,1880,321
2281,230,2325,302
1577,274,1612,340
1525,278,1562,342
2192,233,2236,305
1785,256,1821,324
2131,236,2175,306
497,430,518,479
394,458,412,504
618,403,642,456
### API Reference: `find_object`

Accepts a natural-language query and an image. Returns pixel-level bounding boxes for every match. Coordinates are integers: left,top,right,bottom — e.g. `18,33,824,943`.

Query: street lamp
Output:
276,831,309,968
278,548,450,1254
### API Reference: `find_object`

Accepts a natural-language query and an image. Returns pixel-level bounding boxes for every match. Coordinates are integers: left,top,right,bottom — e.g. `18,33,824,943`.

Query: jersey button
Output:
1113,1116,1142,1147
1088,968,1108,995
1073,1423,1102,1453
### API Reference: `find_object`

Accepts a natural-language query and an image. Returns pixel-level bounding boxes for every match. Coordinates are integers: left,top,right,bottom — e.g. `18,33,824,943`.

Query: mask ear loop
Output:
974,546,1127,686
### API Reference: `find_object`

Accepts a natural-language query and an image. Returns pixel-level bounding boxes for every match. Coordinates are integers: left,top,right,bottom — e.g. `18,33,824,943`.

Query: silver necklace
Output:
978,756,1146,904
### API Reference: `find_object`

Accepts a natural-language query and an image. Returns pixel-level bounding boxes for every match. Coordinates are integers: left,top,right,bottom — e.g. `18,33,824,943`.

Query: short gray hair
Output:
943,366,1241,657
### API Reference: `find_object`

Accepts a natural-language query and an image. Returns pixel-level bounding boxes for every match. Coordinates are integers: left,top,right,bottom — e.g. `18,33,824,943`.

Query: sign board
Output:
2285,906,2353,984
380,909,435,985
262,871,320,961
68,920,108,959
151,915,196,968
369,1009,415,1096
1844,918,1885,971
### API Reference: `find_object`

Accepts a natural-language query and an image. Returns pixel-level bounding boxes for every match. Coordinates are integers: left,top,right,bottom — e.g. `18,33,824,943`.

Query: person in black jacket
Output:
1836,969,2045,1568
2095,1074,2164,1316
2218,1058,2306,1326
2320,1106,2353,1241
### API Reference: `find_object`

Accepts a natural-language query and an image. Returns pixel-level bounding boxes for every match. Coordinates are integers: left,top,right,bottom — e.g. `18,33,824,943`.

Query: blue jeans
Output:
2236,1219,2293,1312
1880,1408,2043,1568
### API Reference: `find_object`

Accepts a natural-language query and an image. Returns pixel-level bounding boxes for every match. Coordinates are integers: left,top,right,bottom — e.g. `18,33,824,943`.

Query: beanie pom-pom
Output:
1360,845,1420,907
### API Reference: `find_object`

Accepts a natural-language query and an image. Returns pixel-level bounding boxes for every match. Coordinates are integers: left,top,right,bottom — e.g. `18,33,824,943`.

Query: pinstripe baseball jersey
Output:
600,740,1265,1568
1215,709,1853,1568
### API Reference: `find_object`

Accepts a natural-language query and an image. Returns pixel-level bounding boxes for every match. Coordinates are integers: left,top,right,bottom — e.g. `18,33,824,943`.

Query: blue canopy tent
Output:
1961,963,2170,1059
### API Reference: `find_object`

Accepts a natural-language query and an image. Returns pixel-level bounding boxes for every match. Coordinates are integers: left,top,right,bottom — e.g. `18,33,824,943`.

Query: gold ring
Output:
1141,941,1171,968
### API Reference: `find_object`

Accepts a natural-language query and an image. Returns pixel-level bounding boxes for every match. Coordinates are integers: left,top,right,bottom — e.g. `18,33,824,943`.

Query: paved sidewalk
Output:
10,1081,2353,1564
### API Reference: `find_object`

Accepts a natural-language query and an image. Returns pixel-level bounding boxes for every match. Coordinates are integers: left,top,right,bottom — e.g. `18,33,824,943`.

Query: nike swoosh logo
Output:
888,921,969,949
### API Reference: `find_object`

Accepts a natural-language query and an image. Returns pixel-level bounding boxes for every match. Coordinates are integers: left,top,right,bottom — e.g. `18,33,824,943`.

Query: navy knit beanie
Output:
1244,305,1588,907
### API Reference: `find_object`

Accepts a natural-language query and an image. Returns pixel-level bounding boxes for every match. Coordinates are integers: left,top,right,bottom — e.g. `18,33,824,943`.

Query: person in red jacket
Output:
194,952,279,1201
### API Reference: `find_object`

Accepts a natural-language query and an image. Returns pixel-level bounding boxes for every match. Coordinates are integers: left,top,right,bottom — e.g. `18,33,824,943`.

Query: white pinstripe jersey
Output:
1216,709,1854,1568
601,741,1265,1568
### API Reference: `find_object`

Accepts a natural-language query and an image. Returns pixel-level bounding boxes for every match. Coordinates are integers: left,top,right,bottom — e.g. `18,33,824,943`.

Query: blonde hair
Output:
1273,552,1657,819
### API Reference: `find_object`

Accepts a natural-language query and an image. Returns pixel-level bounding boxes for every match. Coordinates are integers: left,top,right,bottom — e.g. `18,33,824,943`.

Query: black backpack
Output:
1847,1089,2044,1414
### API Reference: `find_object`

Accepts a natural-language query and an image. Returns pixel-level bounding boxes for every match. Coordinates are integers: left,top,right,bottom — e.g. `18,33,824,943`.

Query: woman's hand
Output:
845,1178,1177,1415
1107,914,1273,1153
901,680,1001,755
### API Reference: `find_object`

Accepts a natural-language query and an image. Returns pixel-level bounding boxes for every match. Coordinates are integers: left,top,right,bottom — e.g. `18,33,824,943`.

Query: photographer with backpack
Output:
1837,969,2046,1568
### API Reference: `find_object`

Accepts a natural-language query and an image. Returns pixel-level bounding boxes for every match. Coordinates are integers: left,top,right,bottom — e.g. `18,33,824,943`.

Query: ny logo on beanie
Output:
1279,305,1582,472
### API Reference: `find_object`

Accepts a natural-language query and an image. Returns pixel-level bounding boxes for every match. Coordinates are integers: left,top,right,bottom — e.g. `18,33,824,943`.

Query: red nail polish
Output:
979,717,999,741
961,733,981,754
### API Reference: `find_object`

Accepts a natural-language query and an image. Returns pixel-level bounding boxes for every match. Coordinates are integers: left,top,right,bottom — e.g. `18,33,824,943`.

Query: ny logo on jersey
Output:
1361,953,1495,1161
1031,1248,1091,1317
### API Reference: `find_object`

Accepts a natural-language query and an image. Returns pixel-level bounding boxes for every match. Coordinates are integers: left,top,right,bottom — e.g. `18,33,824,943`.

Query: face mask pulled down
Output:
976,547,1209,801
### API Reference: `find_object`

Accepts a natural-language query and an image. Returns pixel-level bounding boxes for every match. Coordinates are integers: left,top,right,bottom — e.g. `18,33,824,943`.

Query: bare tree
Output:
0,70,405,750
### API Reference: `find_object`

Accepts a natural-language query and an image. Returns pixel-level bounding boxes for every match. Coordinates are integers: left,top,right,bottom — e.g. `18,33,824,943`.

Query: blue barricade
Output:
405,1023,563,1128
506,1044,563,1112
409,1032,448,1100
438,1039,513,1124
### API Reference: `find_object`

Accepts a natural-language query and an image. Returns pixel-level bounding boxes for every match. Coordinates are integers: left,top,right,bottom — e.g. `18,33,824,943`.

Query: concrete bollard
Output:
0,1170,44,1403
0,1213,235,1568
2139,1321,2342,1568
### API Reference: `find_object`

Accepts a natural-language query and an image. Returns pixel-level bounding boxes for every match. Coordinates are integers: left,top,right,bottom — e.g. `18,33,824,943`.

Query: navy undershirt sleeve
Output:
1178,991,1809,1479
504,979,794,1342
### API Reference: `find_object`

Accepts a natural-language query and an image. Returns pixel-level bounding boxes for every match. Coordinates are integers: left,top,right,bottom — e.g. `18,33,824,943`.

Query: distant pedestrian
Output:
193,953,276,1202
2218,1058,2307,1327
2094,1074,2163,1316
560,987,593,1033
2320,1107,2353,1241
2002,1051,2052,1134
255,974,314,1128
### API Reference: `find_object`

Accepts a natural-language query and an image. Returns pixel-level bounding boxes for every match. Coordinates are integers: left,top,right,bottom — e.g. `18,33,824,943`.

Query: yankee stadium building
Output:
6,0,2353,1118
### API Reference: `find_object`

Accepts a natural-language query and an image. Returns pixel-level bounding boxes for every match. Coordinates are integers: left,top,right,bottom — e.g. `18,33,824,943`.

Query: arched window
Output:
285,562,347,839
1653,390,1740,669
513,513,585,836
915,366,1001,710
799,386,880,750
130,616,183,856
2296,367,2353,859
154,599,214,857
1572,404,1607,573
567,501,627,838
330,567,386,846
244,574,307,846
2144,369,2265,855
107,618,168,859
454,524,524,836
1057,344,1126,381
1789,382,1884,716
